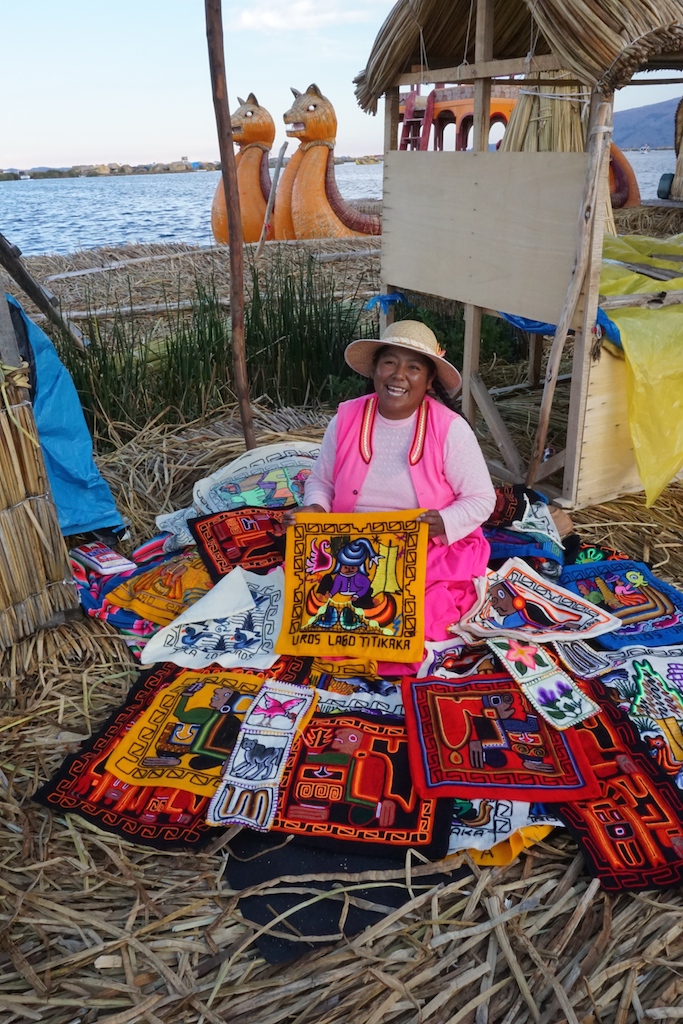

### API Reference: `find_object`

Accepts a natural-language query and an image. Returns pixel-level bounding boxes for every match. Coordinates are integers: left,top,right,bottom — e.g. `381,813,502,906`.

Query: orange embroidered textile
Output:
104,671,264,797
107,553,213,627
277,511,428,663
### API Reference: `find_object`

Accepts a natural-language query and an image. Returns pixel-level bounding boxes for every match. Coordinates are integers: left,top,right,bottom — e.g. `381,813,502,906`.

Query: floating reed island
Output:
3,401,683,1024
1,223,683,1024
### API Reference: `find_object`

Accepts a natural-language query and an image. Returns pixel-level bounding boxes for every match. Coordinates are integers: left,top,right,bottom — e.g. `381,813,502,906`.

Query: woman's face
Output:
372,345,434,420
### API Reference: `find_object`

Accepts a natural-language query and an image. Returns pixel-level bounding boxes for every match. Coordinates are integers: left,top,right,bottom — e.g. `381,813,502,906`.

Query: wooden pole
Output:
255,141,288,261
0,232,85,351
461,0,494,427
205,0,256,450
526,91,612,486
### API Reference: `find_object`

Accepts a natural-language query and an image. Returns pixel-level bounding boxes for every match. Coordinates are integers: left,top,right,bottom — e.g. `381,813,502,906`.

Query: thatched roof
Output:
355,0,683,112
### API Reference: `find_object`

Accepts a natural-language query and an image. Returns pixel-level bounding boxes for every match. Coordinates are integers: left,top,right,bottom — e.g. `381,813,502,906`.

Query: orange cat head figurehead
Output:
231,93,275,148
283,84,337,144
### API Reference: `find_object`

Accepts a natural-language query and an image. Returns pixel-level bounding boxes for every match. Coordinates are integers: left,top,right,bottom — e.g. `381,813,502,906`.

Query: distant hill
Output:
613,96,680,150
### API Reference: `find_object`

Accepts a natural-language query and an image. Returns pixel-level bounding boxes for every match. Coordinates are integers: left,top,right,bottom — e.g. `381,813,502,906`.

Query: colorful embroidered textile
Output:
314,682,404,719
310,657,380,682
141,567,284,669
417,638,498,679
507,499,562,550
458,559,620,643
553,639,617,679
485,485,548,529
155,506,197,551
486,637,600,730
34,664,220,850
132,533,177,564
104,672,263,796
403,674,601,802
190,506,289,582
599,648,683,769
72,559,158,646
565,541,630,566
484,526,564,570
269,712,453,858
107,552,213,628
448,797,554,857
560,561,683,649
553,677,683,891
194,442,320,514
277,512,429,663
207,681,318,831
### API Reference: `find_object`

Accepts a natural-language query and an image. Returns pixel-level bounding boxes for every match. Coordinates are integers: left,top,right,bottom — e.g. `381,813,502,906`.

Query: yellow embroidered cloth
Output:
107,553,213,627
104,670,265,797
277,511,428,663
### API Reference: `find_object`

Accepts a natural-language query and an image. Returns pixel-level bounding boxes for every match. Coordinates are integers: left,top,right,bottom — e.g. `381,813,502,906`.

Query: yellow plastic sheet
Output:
599,234,683,506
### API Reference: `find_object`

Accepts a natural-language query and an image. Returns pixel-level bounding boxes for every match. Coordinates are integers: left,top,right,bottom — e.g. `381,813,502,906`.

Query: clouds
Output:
233,0,387,32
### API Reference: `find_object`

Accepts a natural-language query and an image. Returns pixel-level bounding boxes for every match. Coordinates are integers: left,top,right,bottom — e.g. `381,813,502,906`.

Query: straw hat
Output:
344,321,462,393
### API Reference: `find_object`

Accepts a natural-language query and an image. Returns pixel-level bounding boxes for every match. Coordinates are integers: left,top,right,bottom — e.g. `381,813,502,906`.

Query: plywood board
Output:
572,349,642,509
382,151,588,325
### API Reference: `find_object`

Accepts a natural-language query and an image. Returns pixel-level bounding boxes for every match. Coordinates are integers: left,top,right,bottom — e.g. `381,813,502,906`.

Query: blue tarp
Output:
499,308,622,346
7,294,123,536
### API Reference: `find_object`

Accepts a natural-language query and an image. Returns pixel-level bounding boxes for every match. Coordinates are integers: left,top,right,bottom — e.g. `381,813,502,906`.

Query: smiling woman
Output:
284,320,496,667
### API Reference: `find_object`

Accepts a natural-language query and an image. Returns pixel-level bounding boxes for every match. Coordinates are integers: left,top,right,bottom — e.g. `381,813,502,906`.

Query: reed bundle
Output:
500,74,589,155
614,204,683,237
0,389,77,650
500,71,617,235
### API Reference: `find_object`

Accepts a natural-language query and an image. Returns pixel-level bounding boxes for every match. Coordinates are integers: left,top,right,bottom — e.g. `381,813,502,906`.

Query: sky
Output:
2,0,682,169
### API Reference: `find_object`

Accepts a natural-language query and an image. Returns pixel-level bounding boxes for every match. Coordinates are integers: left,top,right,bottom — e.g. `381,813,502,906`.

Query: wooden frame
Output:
378,0,646,509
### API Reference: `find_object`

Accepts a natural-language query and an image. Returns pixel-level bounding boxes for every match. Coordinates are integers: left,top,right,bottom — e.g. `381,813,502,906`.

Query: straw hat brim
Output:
344,337,462,393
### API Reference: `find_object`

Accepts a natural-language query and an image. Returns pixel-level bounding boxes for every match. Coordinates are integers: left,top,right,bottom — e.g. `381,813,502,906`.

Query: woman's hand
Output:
417,509,446,538
281,503,325,529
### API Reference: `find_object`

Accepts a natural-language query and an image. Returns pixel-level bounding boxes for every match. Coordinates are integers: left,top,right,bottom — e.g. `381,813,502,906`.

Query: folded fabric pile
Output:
43,473,683,947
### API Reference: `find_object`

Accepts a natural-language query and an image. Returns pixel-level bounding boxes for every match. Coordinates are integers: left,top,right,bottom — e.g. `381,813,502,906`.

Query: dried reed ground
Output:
3,406,683,1024
1,240,683,1023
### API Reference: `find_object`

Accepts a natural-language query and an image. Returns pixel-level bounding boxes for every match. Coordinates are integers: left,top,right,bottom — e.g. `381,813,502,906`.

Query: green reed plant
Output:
244,247,377,406
56,249,379,444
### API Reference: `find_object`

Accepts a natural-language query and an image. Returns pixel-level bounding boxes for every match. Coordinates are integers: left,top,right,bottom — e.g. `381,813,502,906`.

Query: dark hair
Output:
365,345,458,412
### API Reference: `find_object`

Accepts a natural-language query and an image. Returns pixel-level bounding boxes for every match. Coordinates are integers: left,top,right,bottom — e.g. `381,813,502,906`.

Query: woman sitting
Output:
290,320,496,646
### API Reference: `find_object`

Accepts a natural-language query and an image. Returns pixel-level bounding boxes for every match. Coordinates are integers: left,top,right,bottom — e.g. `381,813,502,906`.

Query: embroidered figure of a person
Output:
487,581,581,632
468,692,555,774
289,725,400,827
313,538,382,629
142,683,251,770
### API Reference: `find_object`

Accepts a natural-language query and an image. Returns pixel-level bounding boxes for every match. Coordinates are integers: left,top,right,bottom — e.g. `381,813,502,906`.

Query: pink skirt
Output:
377,526,490,676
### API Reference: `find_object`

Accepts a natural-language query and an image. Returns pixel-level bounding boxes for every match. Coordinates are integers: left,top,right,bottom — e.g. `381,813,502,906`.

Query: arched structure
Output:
399,84,516,151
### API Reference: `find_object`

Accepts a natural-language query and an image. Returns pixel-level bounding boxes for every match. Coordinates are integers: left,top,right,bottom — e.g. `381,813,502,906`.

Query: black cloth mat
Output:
225,829,467,963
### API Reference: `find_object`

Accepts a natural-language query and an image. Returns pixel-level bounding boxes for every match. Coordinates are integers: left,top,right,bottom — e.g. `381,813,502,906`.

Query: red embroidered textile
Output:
190,505,289,582
269,711,453,858
403,673,601,802
554,677,683,891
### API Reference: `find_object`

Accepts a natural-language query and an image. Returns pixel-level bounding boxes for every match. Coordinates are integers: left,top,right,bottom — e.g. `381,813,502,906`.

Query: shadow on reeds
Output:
57,248,379,442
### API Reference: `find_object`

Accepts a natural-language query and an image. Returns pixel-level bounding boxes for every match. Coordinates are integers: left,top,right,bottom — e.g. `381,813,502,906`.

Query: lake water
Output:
0,152,675,257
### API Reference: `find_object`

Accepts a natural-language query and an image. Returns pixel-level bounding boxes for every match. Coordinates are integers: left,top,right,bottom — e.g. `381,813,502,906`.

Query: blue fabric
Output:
484,526,564,566
7,295,123,536
560,560,683,649
365,292,411,313
499,308,621,346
